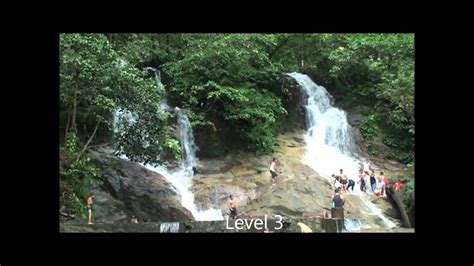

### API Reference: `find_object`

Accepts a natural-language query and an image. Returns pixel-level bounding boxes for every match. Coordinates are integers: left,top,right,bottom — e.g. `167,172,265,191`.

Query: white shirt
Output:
270,161,277,172
363,162,371,172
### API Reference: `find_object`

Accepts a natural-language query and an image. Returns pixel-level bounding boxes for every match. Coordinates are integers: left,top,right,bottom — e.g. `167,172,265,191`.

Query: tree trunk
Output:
71,89,78,133
75,120,100,162
64,106,72,142
387,187,412,228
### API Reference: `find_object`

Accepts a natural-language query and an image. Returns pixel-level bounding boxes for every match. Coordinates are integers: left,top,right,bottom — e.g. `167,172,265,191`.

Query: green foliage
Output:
163,34,287,154
60,133,101,216
65,132,79,154
270,34,414,162
407,162,415,177
60,33,414,162
203,132,227,157
402,178,415,216
162,138,182,161
107,33,187,67
361,114,380,140
385,151,414,164
60,33,179,164
382,134,398,147
369,146,379,156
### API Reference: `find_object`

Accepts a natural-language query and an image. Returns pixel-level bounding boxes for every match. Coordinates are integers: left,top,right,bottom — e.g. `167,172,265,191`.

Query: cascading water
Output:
114,108,224,221
113,68,223,221
147,109,224,221
343,219,372,232
288,72,360,185
288,72,396,229
175,108,198,169
143,67,162,86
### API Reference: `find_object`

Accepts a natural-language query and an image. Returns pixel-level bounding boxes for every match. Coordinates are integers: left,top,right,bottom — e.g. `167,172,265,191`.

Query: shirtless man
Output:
339,169,348,193
228,195,238,219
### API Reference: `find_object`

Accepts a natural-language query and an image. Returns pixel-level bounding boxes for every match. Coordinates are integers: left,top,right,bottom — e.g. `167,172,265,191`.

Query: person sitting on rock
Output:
228,195,238,219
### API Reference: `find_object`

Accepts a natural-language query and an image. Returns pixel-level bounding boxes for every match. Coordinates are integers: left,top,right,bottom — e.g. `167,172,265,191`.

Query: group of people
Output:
356,169,390,197
329,159,397,214
331,159,391,198
331,169,355,194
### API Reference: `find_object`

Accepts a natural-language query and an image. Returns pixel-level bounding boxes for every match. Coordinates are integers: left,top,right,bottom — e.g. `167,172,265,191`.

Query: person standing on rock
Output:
339,169,348,193
331,187,345,208
380,172,389,197
364,171,371,192
375,178,385,197
370,171,377,193
270,158,278,186
228,195,238,219
359,172,367,194
86,192,95,225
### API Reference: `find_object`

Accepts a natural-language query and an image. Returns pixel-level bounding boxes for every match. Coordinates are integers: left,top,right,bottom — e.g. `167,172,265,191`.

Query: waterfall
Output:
288,72,396,229
160,222,180,233
114,108,223,221
113,71,223,221
343,219,371,232
143,67,161,84
147,108,224,221
288,72,360,183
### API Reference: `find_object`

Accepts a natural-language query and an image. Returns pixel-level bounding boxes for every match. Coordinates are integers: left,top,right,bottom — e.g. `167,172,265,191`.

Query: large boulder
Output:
89,188,129,223
89,149,195,223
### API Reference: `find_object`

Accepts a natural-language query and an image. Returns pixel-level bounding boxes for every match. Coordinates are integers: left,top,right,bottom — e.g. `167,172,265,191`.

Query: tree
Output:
60,33,179,165
163,34,288,154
